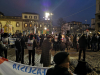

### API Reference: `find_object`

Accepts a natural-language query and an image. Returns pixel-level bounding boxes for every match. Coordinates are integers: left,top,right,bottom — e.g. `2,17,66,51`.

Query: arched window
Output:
24,23,28,27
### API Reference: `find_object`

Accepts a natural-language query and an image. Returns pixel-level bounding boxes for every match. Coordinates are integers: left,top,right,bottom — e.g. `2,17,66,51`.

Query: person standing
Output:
73,35,77,49
27,35,37,66
40,35,53,67
98,35,100,51
15,37,21,62
0,40,5,57
87,35,91,49
60,38,66,51
54,34,58,52
91,34,97,51
2,33,8,59
78,34,87,61
20,34,25,64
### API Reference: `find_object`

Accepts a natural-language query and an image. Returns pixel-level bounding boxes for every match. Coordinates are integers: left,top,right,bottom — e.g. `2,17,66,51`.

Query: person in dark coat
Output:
46,52,73,75
40,35,53,67
20,34,25,64
78,34,87,61
58,33,62,43
2,33,8,59
0,40,4,57
60,38,66,51
91,34,97,51
73,34,77,49
98,35,100,51
87,35,91,49
15,38,21,62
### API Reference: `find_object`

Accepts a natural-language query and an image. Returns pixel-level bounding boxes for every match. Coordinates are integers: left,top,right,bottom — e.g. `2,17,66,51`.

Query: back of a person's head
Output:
30,35,33,40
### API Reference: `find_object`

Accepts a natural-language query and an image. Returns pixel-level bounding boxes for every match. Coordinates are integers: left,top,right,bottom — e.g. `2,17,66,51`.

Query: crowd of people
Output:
0,32,97,75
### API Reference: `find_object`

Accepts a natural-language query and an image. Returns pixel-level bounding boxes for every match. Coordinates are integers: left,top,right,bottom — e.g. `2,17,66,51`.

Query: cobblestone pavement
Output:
6,47,100,75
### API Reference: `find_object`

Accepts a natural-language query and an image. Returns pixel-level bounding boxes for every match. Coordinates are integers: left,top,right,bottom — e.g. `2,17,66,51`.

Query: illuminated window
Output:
30,24,32,27
16,22,20,27
24,23,28,27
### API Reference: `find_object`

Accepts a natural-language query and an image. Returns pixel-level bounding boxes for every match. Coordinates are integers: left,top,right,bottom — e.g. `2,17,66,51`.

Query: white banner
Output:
0,57,49,75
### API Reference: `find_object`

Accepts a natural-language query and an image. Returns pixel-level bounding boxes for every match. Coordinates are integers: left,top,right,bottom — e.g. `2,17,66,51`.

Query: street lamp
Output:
44,27,47,30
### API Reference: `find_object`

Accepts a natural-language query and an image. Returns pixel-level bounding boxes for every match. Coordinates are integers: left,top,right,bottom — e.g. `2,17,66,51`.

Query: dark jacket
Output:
15,39,21,50
91,36,97,43
21,37,25,47
46,65,72,75
60,42,66,51
98,36,100,43
78,35,87,48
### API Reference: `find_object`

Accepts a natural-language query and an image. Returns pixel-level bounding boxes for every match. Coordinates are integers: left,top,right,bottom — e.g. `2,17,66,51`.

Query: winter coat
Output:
78,36,87,48
40,39,53,67
98,36,100,43
91,36,97,43
46,65,72,75
0,41,4,53
21,37,25,48
15,38,21,50
60,42,66,51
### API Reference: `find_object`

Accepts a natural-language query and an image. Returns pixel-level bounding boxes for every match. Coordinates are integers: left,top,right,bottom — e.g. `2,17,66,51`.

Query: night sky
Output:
0,0,96,26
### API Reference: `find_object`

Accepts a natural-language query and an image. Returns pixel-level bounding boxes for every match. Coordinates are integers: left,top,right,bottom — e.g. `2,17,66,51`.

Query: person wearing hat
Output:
46,52,73,75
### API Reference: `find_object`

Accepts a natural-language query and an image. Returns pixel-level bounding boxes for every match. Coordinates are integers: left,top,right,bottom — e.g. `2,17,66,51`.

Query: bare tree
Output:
57,18,66,33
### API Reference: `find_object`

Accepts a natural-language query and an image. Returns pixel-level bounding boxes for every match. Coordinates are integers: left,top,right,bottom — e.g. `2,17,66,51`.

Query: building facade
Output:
91,18,95,29
52,26,60,35
0,12,52,35
95,0,100,34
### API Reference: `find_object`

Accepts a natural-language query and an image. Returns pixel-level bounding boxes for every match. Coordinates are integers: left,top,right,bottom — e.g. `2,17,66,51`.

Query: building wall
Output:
0,20,22,34
22,14,39,20
96,0,100,13
95,0,100,33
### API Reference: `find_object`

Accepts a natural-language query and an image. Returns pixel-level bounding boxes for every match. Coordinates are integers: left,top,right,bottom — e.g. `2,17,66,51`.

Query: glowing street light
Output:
45,12,50,18
44,27,47,30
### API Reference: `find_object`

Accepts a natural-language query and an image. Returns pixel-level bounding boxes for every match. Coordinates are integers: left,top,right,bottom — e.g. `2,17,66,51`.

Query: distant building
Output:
0,12,52,35
95,0,100,34
52,26,60,35
91,18,95,29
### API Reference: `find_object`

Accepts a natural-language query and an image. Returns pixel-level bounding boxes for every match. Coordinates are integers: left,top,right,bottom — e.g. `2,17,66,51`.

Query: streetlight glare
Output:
44,27,47,30
45,13,50,18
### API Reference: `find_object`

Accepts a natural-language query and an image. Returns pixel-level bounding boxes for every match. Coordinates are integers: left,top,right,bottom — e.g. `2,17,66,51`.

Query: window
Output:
48,25,49,27
29,16,32,19
16,22,20,27
24,23,28,27
34,16,37,19
24,16,27,18
29,24,32,27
